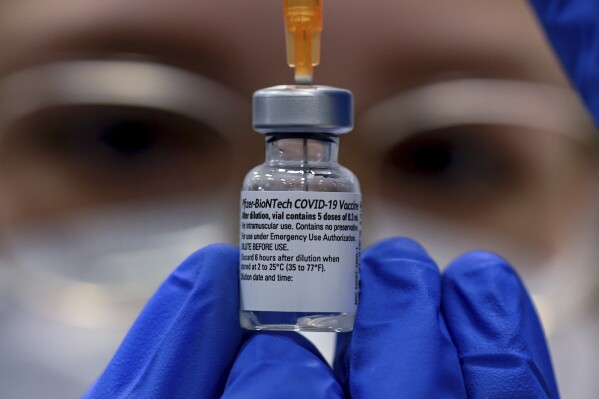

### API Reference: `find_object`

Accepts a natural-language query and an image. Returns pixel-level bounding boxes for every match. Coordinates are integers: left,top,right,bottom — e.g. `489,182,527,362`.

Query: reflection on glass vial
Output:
240,85,361,332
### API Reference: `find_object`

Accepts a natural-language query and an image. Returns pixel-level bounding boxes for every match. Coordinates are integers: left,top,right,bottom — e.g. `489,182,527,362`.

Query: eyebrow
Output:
358,78,596,153
0,18,238,91
0,59,250,142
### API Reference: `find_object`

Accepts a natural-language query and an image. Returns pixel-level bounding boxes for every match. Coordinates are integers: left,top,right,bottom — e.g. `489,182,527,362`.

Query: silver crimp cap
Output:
253,85,354,134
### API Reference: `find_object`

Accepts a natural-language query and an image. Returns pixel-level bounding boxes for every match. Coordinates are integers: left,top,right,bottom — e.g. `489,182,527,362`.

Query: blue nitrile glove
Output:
529,0,599,125
224,238,558,398
84,238,559,398
333,238,559,398
82,244,245,398
222,332,344,398
84,245,342,399
82,243,340,399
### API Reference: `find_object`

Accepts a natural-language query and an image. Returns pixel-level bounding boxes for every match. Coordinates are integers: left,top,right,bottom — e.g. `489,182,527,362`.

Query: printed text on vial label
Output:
240,192,361,313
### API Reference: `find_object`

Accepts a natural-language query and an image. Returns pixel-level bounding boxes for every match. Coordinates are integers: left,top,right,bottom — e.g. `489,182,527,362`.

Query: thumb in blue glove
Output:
83,244,244,398
222,332,344,399
82,243,342,399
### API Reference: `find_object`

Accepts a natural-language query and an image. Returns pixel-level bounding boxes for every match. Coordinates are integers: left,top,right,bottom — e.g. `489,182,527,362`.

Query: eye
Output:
14,105,222,161
3,105,232,199
380,124,528,211
9,104,229,168
96,118,158,157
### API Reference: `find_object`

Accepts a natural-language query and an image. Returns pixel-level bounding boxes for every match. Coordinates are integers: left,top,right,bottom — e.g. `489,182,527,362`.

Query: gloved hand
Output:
82,244,244,398
332,238,559,398
83,238,559,398
529,0,599,125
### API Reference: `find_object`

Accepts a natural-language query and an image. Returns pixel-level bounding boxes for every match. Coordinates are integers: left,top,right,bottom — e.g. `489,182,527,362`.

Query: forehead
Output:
0,0,566,110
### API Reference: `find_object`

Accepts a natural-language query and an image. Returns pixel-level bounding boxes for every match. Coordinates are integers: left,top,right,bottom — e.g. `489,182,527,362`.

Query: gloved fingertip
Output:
359,237,441,323
159,242,240,331
177,243,239,281
363,236,435,267
441,250,559,398
187,242,239,259
86,243,244,398
443,250,518,288
223,332,343,399
443,250,525,325
167,243,239,314
348,237,466,398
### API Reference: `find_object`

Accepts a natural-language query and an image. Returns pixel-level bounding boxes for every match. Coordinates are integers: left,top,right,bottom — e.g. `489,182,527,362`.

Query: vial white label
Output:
240,191,361,313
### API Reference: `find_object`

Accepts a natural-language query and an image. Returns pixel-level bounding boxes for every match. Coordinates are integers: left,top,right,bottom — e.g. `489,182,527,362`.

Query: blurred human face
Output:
1,1,598,397
0,0,597,313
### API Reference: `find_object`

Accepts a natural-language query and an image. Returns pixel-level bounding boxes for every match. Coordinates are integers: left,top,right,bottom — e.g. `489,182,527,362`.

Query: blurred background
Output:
0,0,597,397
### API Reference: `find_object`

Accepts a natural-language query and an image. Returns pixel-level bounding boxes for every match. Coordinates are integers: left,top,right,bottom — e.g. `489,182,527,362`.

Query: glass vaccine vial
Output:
240,85,361,331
